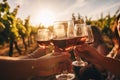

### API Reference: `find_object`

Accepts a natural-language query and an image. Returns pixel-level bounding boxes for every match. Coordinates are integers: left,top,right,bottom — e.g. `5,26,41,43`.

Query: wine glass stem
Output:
62,70,68,75
76,57,83,63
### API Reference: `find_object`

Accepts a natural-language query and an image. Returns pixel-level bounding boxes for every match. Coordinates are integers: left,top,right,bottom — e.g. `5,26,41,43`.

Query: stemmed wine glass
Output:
52,21,75,80
72,23,94,67
36,28,53,49
72,23,94,80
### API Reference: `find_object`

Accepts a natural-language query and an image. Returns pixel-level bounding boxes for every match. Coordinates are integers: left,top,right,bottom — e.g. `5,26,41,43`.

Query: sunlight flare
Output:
36,10,55,27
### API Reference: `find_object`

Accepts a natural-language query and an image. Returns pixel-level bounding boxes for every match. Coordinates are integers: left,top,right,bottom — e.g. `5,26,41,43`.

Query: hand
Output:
74,44,103,64
29,48,51,58
20,48,51,59
35,52,72,76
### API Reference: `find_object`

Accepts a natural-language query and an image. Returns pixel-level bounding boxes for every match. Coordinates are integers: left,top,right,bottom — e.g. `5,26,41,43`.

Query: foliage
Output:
72,8,120,44
0,0,37,56
0,0,119,56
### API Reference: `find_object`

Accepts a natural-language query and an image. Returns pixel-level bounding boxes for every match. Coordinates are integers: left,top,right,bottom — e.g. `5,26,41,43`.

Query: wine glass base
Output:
72,61,88,67
56,73,75,80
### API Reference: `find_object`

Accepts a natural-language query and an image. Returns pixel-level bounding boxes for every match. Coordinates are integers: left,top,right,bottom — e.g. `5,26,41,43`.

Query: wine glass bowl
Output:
36,28,53,49
53,21,75,52
85,25,94,44
74,24,88,45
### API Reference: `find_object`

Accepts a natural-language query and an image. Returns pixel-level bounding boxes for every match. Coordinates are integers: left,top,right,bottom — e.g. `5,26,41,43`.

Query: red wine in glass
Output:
53,21,75,80
37,40,52,48
36,29,53,49
72,24,90,67
74,36,88,45
52,37,75,52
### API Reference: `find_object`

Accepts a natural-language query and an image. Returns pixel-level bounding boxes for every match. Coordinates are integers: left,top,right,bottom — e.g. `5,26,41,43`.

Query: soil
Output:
0,42,38,57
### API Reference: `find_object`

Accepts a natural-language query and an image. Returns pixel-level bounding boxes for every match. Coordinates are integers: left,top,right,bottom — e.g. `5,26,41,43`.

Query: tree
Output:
0,0,22,56
24,16,32,47
16,18,27,51
102,12,112,39
0,0,37,56
7,5,22,56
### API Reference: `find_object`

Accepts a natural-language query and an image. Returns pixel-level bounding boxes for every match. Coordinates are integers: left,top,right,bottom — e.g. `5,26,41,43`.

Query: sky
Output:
0,0,120,26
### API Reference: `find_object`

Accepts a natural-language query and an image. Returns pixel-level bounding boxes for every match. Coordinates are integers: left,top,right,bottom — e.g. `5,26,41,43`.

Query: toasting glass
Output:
53,21,75,80
36,28,53,49
72,24,94,67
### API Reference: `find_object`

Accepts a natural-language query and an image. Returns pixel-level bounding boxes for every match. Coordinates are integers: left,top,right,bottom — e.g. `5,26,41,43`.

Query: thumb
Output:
54,52,71,63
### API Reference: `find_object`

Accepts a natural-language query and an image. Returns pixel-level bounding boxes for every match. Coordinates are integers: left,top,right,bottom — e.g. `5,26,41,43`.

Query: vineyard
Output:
0,0,38,56
0,0,120,57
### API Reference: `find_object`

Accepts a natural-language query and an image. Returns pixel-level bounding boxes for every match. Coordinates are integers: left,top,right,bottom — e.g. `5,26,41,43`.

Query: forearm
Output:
19,48,46,59
0,57,37,80
98,56,120,75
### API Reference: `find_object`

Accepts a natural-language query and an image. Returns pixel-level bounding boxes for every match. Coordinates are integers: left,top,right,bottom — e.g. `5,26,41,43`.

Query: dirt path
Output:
0,42,38,57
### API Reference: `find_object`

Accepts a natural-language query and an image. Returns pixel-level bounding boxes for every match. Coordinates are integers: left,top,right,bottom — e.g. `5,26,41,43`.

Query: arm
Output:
19,48,48,59
75,44,120,75
0,56,37,80
0,52,71,80
99,56,120,75
92,44,110,71
35,52,72,76
96,44,110,56
0,48,51,80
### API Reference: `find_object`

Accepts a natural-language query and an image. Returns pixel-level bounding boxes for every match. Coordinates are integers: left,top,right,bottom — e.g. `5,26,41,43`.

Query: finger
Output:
75,44,90,52
51,52,70,59
35,67,59,76
53,56,72,71
57,61,72,73
61,52,71,58
55,53,71,62
74,49,79,57
53,52,71,58
29,48,47,58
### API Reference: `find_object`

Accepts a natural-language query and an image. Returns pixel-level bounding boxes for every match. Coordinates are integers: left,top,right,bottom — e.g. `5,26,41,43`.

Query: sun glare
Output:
37,10,55,27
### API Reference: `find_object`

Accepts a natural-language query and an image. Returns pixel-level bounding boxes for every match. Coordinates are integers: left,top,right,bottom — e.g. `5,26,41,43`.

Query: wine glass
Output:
72,24,94,67
53,21,75,52
52,21,75,80
36,28,53,49
85,24,94,44
72,23,94,80
72,24,88,67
